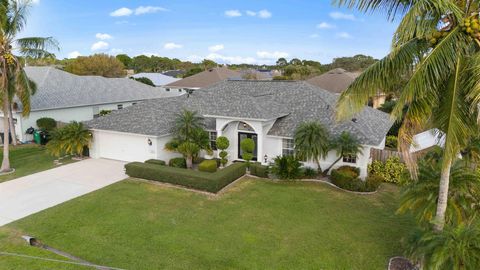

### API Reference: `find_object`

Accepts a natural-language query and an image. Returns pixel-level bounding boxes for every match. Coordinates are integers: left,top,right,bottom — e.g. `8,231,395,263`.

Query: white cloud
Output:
256,51,289,59
186,55,204,62
309,34,319,38
31,0,40,4
336,32,353,39
67,51,81,59
163,42,183,50
225,10,242,17
109,48,124,55
317,22,335,29
206,53,257,65
258,9,272,19
135,6,168,15
208,44,225,52
95,33,112,40
110,7,133,17
91,41,109,51
246,10,256,16
329,12,356,20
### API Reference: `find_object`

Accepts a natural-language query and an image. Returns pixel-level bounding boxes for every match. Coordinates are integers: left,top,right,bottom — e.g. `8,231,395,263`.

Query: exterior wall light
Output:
147,138,152,146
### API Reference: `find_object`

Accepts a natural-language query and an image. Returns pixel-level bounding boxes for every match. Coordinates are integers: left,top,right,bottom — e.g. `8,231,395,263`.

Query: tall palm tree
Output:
294,121,330,172
334,0,480,231
397,159,480,228
323,131,363,174
0,0,58,172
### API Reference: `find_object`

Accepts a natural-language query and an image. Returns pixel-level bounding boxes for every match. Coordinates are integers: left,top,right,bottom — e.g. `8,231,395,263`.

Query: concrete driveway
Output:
0,158,127,226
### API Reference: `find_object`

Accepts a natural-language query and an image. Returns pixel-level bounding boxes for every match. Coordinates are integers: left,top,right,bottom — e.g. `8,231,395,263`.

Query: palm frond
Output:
16,37,59,58
333,0,415,20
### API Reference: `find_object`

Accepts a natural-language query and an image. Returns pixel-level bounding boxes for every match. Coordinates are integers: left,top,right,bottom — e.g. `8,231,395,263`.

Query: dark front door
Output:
238,132,258,161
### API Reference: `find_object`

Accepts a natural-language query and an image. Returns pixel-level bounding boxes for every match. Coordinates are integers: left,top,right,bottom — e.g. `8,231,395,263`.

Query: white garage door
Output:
93,131,156,162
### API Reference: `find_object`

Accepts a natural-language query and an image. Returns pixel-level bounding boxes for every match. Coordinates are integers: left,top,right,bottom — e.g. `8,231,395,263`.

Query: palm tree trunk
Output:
186,155,193,169
1,94,11,172
433,157,453,232
8,104,16,146
315,157,322,173
323,156,342,175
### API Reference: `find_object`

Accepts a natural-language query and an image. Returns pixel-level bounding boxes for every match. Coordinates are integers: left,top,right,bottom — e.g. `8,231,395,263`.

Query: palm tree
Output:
47,122,91,158
294,121,330,172
323,132,363,174
405,222,480,270
397,159,480,228
0,0,58,172
334,0,480,231
165,110,212,169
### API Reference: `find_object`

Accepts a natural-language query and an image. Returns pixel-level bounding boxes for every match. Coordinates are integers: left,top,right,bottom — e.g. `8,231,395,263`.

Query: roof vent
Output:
351,118,358,123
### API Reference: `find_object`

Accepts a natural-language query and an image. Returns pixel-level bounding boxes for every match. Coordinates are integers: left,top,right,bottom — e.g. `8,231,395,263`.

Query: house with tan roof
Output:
164,66,241,93
307,68,386,108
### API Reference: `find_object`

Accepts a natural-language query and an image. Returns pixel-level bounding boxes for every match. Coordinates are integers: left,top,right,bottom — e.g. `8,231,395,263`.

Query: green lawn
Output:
0,179,414,270
0,145,74,183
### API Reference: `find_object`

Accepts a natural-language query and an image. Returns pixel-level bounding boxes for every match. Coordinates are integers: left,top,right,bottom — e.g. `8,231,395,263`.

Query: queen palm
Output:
335,0,480,231
323,131,363,174
0,0,58,172
294,121,330,172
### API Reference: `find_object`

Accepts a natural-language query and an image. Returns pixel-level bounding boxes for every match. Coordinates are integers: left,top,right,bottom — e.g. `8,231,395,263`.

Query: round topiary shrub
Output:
198,159,217,173
36,117,57,131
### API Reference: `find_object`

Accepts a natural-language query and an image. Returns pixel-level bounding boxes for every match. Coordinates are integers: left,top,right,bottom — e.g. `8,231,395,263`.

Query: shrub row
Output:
250,163,269,178
368,157,406,184
169,157,187,168
125,162,246,193
330,166,381,192
145,159,166,166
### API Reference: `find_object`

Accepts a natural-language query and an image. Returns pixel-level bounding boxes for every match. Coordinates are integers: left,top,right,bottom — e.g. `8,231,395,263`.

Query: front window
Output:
343,155,357,164
282,138,294,156
209,132,217,150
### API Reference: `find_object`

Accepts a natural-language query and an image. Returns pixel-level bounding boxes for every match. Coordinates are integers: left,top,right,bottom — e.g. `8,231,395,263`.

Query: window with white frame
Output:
209,131,217,150
282,138,295,156
343,154,357,164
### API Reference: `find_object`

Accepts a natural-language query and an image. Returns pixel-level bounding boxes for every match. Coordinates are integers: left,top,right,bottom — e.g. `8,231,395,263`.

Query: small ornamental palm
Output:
323,132,363,174
294,121,330,172
47,122,91,158
335,0,480,231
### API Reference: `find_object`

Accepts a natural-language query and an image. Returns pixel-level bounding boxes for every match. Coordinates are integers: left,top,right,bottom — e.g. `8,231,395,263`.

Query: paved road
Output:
0,159,127,226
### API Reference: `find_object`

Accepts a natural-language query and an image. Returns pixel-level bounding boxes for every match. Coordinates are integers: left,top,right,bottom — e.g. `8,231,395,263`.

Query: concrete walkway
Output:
0,159,127,226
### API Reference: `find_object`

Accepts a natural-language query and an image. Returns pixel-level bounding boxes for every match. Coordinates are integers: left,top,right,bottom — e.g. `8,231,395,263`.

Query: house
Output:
87,80,392,177
164,66,241,94
162,70,185,78
130,73,181,87
8,66,176,142
307,68,387,108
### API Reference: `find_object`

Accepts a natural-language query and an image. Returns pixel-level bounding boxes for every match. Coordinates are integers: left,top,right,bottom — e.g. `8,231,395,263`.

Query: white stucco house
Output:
87,80,393,178
6,66,177,142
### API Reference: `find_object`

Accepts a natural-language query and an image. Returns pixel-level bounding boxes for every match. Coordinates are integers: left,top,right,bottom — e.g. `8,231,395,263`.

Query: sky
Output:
21,0,400,65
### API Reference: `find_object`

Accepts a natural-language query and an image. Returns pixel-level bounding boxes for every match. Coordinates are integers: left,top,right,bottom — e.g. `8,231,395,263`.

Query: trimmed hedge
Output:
331,168,381,192
199,160,217,173
250,163,269,178
145,159,166,166
125,162,247,193
169,157,187,168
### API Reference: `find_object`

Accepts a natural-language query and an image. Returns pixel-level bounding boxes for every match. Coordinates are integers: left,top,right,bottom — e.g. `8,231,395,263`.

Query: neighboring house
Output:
162,70,185,78
7,66,176,142
130,73,180,87
239,69,281,80
410,129,444,153
307,68,387,108
87,80,392,177
164,66,241,94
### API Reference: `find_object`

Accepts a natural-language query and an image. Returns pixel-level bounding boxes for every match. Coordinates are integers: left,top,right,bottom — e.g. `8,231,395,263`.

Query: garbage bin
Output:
33,130,43,145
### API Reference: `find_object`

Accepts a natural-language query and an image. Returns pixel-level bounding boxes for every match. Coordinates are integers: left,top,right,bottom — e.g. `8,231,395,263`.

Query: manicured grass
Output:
0,145,75,183
1,179,414,270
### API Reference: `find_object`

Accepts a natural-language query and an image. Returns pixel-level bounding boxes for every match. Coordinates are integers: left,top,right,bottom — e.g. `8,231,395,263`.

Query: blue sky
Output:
21,0,399,64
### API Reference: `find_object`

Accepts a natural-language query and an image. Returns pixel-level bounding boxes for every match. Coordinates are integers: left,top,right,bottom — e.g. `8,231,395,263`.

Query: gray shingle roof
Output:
164,67,241,89
87,80,392,145
131,73,180,86
24,67,177,111
306,68,359,94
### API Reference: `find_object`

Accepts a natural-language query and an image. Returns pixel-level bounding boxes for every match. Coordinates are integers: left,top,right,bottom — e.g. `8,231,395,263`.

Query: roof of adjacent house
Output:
130,73,180,86
87,80,393,146
164,66,241,89
162,70,185,78
306,68,359,94
23,67,176,111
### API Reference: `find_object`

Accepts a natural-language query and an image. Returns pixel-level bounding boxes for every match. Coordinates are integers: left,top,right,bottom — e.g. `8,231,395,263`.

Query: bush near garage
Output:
125,162,247,193
169,157,187,168
145,159,166,166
